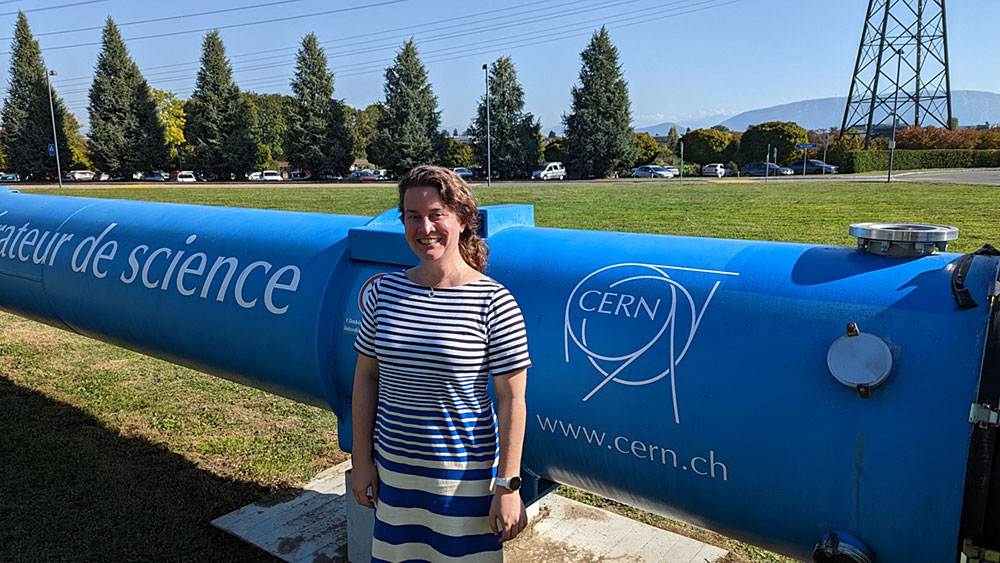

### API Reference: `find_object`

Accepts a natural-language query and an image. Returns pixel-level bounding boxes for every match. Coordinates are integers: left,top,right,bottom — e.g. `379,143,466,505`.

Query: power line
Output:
49,0,575,85
0,0,312,40
57,0,737,111
3,0,406,55
0,0,109,17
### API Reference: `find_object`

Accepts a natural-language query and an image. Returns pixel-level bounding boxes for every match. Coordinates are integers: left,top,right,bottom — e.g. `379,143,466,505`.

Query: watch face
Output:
508,476,522,491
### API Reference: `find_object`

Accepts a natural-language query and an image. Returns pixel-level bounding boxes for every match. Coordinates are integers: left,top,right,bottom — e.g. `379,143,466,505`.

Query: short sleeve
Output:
486,287,531,376
353,276,380,359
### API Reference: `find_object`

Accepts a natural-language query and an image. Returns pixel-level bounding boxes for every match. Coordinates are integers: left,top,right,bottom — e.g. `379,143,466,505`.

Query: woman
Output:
351,165,531,561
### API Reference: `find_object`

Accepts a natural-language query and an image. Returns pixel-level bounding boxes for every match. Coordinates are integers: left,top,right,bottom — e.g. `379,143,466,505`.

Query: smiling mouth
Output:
418,237,442,246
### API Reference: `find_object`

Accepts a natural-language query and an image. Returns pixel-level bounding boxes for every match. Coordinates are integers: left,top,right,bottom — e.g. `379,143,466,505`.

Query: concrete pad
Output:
212,462,727,562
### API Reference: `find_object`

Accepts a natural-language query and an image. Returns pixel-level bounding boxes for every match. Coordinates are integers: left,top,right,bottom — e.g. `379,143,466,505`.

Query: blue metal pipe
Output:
0,187,995,562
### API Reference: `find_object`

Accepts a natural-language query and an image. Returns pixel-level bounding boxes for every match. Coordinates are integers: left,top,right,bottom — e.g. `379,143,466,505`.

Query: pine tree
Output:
368,39,443,177
0,13,70,180
184,31,255,180
286,33,352,177
88,18,164,177
562,27,637,178
469,56,541,178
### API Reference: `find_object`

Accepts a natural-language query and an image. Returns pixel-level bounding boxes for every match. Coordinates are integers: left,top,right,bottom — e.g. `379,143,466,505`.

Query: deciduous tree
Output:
443,138,472,169
634,132,659,166
286,34,352,177
368,39,443,176
0,12,70,179
739,121,808,164
469,56,541,178
680,128,737,165
184,31,256,180
345,104,384,163
88,18,164,177
562,27,637,177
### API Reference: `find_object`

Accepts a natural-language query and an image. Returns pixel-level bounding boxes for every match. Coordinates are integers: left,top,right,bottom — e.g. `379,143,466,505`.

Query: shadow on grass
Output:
0,375,294,563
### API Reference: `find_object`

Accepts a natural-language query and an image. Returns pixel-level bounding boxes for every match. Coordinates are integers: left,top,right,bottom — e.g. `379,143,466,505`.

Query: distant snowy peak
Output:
635,90,1000,133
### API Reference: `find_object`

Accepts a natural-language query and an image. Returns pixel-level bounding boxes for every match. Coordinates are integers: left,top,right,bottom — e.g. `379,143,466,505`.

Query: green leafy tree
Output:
152,88,185,168
184,31,256,180
443,138,472,168
0,12,70,179
369,39,443,176
64,112,92,170
665,126,680,154
680,128,737,164
243,92,291,167
470,56,541,177
286,34,352,177
739,121,808,164
88,18,164,177
634,132,659,166
345,103,384,162
563,27,638,177
544,136,569,163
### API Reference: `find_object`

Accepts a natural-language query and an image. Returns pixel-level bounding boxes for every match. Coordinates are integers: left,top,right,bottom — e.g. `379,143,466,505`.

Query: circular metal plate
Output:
848,222,958,243
827,332,893,390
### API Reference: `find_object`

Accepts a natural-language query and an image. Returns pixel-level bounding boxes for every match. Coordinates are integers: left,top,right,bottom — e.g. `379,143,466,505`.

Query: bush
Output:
841,149,1000,173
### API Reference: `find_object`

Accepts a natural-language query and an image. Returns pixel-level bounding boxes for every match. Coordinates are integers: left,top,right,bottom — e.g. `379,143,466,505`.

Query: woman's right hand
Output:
351,458,379,509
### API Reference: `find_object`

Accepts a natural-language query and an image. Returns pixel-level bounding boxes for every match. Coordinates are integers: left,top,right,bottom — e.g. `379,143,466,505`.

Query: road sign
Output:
47,143,55,156
795,143,818,149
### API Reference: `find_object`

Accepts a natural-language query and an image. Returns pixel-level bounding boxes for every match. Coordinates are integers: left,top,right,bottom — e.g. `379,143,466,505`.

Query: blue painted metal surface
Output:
0,186,995,562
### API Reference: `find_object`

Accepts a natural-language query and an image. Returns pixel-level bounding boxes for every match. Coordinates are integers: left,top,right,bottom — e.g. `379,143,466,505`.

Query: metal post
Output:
482,63,491,187
765,143,770,183
823,134,830,175
45,69,62,188
802,148,808,176
679,142,684,184
888,48,904,183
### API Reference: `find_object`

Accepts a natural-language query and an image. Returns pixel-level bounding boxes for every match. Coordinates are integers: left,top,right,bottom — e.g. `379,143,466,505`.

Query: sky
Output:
2,0,998,134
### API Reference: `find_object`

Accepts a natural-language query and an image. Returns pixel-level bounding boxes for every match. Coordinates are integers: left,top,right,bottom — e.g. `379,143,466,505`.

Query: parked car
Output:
740,162,794,177
289,171,309,181
359,170,379,181
66,170,96,181
785,159,838,174
702,163,726,178
632,165,675,178
141,171,167,182
662,166,680,176
176,171,197,182
261,170,283,181
471,167,500,180
350,169,373,180
532,161,566,180
319,173,343,180
247,171,262,181
452,167,474,181
0,173,20,182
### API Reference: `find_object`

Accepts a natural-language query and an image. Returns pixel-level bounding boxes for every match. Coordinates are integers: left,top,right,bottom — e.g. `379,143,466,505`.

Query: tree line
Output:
0,13,651,181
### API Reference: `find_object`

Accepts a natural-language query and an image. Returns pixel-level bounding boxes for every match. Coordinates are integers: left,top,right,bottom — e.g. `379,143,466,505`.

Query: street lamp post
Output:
482,63,491,187
45,69,63,188
888,48,904,183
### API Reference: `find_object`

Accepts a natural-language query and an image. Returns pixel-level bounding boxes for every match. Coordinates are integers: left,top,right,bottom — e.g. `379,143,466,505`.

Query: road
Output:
5,167,1000,189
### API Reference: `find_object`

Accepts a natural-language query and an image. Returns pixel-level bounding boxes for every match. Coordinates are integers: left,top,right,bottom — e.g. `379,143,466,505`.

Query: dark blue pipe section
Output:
0,187,995,562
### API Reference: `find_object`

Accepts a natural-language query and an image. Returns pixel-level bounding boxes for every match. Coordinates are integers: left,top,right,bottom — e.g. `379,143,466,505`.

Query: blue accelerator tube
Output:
0,187,997,562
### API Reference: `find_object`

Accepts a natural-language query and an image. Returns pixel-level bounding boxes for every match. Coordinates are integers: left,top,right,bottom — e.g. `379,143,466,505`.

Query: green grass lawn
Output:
1,181,995,562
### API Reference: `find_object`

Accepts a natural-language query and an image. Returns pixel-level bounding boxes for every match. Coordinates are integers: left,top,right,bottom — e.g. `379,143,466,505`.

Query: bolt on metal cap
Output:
849,222,958,257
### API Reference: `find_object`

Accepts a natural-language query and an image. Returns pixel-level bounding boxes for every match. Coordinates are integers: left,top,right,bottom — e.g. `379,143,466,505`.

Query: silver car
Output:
632,165,675,178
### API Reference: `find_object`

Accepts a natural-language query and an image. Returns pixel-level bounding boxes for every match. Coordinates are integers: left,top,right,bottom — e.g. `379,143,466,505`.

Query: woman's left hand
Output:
489,489,528,542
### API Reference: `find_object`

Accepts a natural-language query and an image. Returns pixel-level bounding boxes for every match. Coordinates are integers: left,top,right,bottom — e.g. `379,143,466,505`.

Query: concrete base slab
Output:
212,462,727,563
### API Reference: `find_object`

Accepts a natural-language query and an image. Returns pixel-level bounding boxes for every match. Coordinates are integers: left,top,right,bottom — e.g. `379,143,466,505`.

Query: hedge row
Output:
842,149,1000,173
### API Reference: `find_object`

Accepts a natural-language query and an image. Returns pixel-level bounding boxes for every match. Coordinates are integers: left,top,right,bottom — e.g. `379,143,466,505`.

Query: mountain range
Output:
635,90,1000,134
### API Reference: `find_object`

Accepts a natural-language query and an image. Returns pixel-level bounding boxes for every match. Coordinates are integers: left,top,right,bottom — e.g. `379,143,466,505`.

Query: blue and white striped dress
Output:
354,271,531,562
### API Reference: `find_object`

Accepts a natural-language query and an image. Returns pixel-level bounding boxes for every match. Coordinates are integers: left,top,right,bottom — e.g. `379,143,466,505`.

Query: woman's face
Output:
402,186,466,265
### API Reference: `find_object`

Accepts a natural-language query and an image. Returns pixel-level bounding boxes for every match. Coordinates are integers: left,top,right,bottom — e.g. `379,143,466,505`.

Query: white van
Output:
532,162,566,180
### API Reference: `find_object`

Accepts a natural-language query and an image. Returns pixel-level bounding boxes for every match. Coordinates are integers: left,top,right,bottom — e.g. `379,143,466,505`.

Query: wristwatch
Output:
495,475,522,492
